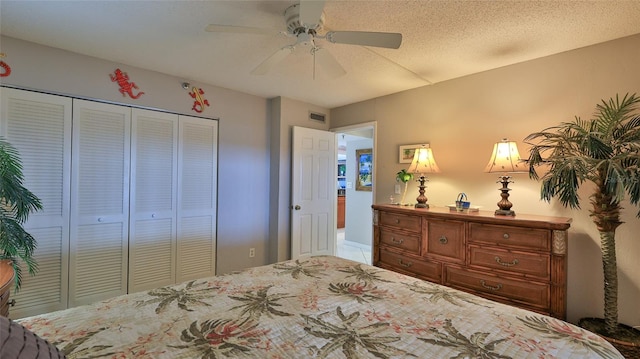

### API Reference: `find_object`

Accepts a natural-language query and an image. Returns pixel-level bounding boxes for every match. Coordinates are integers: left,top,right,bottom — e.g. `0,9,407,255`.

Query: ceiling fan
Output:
205,0,402,78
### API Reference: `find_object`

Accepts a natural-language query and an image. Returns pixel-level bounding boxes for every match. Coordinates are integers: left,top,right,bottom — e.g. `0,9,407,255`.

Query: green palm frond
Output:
137,280,219,314
524,93,640,335
524,93,640,217
0,139,42,222
338,264,392,284
228,285,294,323
273,259,326,279
418,319,511,359
0,138,43,291
301,306,412,358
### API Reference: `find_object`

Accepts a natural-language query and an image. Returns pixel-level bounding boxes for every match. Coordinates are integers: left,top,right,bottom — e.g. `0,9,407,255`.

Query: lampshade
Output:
484,139,528,173
407,146,441,174
484,139,527,216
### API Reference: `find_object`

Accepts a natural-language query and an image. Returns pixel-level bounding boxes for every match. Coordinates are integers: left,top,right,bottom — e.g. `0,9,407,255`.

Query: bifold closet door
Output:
70,99,130,307
0,88,72,318
128,109,178,292
176,116,217,282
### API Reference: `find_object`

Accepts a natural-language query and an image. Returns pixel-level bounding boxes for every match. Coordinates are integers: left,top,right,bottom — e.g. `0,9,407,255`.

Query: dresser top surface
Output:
372,204,572,229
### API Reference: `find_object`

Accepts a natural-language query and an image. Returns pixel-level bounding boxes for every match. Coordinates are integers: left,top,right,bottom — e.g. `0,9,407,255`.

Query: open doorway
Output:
332,123,375,265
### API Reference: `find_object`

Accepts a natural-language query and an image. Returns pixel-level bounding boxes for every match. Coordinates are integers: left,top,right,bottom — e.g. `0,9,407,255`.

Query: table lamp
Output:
484,139,528,216
407,145,441,208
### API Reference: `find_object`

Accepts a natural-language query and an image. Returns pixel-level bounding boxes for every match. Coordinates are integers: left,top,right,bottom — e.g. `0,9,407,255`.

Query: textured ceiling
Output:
1,1,640,108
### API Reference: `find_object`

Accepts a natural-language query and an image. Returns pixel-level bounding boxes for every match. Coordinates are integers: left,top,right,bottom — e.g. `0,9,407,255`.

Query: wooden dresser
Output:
0,260,15,317
372,204,572,319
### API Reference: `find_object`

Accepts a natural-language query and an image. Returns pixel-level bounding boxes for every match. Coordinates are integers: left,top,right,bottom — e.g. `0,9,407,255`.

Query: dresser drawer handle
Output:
503,233,510,239
398,259,412,268
395,219,400,224
391,237,404,244
495,256,519,267
480,280,503,291
439,236,448,244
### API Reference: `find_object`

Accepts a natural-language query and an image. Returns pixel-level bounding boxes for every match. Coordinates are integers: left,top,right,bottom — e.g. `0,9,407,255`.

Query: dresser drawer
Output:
469,246,550,278
444,266,549,309
426,219,465,262
379,212,421,232
379,249,441,282
380,228,421,254
468,223,550,251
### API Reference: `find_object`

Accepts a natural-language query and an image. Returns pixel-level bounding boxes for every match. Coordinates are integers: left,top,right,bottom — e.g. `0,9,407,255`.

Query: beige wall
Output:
268,97,331,262
0,36,271,275
331,34,640,327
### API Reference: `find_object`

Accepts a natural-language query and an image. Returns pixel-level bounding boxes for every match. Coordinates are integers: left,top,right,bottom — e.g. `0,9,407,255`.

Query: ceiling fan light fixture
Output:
297,32,314,46
206,0,402,76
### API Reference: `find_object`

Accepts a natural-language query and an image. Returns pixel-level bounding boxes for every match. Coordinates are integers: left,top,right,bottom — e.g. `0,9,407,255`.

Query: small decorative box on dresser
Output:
372,204,572,319
1,260,15,317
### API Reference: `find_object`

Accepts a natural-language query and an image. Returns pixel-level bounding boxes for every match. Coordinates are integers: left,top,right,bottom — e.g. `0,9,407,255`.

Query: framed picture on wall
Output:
399,143,429,163
356,148,373,191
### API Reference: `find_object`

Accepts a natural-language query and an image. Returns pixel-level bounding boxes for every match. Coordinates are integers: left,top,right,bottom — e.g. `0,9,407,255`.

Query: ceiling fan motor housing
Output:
285,4,324,35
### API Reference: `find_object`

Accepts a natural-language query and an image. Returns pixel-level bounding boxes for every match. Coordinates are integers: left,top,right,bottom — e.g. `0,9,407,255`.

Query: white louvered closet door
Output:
129,109,178,292
0,88,72,319
70,100,130,306
177,116,217,282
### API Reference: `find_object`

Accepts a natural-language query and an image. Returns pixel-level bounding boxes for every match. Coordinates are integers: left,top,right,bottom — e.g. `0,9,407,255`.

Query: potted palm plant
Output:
395,169,413,205
0,137,42,290
524,94,640,351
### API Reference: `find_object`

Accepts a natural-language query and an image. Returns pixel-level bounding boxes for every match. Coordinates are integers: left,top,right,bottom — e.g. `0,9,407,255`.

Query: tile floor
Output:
336,228,372,265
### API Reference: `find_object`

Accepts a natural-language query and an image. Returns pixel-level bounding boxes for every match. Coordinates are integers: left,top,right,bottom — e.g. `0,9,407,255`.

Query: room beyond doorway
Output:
333,123,376,264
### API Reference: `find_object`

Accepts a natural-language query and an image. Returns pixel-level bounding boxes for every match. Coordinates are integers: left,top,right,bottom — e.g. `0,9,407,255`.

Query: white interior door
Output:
129,109,178,292
176,115,217,282
70,99,130,306
291,126,336,259
0,88,72,318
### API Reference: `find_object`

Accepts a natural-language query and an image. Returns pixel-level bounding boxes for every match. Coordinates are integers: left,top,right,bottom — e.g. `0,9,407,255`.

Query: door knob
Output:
293,205,301,210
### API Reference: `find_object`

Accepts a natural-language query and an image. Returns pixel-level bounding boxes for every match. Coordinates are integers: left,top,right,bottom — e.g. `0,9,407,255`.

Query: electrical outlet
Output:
394,184,401,194
249,248,255,258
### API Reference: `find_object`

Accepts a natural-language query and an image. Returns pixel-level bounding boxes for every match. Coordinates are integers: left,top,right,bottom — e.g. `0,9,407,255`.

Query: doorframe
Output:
330,121,377,256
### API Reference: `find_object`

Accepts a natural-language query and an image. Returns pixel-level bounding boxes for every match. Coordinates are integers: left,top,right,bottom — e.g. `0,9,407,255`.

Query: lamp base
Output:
494,209,515,216
414,175,430,209
494,175,515,216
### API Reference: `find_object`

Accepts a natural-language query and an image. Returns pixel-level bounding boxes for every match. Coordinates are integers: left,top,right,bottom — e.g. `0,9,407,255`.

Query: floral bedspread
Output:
19,255,621,358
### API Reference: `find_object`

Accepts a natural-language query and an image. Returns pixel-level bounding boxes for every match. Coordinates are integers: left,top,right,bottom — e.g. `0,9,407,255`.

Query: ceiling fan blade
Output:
299,0,326,27
326,31,402,49
205,24,282,36
251,46,294,75
314,47,346,79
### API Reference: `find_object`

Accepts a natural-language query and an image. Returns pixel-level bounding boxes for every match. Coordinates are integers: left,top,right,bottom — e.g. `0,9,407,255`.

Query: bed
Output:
14,255,622,358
